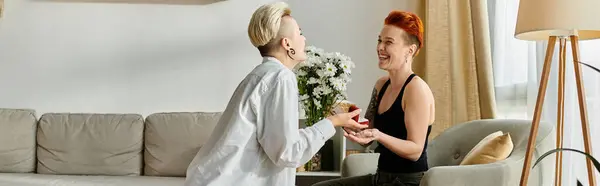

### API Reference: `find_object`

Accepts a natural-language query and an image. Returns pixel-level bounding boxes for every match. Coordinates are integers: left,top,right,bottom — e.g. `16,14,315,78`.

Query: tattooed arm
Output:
364,87,378,129
344,77,387,148
360,87,379,147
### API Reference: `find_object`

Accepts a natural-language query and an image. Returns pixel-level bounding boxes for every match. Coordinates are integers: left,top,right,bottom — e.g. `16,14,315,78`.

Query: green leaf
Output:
533,148,600,174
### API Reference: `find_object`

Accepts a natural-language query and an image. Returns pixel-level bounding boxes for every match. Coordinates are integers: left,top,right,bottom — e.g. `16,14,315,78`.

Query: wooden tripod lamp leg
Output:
520,36,558,186
570,35,597,186
555,37,567,186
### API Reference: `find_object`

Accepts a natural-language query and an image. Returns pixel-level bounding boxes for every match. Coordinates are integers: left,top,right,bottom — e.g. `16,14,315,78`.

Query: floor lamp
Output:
514,0,600,186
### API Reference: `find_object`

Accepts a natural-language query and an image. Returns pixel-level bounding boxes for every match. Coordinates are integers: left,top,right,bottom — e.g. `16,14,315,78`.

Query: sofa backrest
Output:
143,112,221,177
0,108,37,173
36,113,145,176
0,108,222,177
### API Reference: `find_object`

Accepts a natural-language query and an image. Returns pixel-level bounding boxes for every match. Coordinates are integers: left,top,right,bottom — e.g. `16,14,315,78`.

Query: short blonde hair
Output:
247,2,291,50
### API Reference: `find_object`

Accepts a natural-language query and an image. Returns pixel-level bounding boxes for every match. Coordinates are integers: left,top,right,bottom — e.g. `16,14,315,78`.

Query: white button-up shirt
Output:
184,57,336,186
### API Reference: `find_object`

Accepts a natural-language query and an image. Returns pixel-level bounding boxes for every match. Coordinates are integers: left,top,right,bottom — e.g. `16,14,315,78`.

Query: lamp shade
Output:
515,0,600,41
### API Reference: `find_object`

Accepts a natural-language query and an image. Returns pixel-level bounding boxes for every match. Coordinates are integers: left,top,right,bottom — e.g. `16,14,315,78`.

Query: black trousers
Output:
311,171,425,186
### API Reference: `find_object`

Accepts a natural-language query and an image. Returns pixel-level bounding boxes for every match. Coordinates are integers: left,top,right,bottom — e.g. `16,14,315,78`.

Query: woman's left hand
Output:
343,128,379,145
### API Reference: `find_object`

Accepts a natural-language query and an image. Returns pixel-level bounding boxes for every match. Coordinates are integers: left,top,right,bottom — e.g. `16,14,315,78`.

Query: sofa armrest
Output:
420,163,512,186
341,153,380,177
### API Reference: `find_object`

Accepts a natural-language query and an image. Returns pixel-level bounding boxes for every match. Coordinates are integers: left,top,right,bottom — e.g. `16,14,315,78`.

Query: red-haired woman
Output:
312,10,435,186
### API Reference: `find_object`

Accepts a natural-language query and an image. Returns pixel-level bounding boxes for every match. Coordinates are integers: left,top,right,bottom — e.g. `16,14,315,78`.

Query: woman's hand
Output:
327,109,367,131
344,128,380,145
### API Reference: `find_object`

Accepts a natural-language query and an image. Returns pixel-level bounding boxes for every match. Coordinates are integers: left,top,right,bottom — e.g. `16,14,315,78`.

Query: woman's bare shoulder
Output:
405,76,434,101
374,76,390,92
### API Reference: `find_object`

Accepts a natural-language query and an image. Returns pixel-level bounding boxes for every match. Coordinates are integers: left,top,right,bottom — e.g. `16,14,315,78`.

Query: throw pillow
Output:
459,131,514,165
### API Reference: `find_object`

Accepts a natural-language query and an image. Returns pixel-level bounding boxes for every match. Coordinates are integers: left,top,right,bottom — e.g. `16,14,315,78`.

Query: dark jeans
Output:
311,171,425,186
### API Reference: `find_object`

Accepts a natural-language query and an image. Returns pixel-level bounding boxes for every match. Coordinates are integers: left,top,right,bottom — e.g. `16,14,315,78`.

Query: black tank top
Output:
374,74,432,173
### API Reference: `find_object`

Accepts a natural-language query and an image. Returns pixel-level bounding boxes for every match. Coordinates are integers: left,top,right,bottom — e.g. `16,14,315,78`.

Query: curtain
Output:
423,0,498,138
490,0,600,184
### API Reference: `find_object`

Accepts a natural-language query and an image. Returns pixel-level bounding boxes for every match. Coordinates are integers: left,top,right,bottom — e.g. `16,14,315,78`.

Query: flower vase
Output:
303,116,324,172
305,152,322,172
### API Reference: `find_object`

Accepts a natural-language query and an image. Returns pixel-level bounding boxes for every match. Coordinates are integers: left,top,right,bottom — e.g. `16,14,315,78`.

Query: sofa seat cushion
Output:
0,173,183,186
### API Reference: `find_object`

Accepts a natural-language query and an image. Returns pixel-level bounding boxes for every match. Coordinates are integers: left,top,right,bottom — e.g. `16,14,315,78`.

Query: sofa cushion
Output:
36,113,144,176
0,173,184,186
144,112,221,177
459,131,514,165
0,109,37,173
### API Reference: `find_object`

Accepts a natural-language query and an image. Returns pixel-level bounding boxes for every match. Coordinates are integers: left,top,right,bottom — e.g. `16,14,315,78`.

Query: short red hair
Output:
384,10,424,56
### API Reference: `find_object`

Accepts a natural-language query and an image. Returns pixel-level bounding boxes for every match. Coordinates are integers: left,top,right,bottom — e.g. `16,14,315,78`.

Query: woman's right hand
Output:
344,128,379,145
327,109,367,131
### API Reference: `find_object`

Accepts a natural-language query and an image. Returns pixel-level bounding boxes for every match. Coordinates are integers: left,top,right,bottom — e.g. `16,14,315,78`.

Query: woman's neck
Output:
266,52,296,69
387,67,414,88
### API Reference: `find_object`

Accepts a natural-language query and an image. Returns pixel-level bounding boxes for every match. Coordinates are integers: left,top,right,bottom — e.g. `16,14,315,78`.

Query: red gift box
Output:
349,105,369,125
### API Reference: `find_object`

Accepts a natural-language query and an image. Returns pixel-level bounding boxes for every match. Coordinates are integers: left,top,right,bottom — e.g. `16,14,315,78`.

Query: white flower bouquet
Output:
294,46,356,127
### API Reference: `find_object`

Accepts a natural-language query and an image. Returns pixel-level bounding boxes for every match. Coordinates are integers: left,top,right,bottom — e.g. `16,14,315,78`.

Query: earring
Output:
287,48,296,60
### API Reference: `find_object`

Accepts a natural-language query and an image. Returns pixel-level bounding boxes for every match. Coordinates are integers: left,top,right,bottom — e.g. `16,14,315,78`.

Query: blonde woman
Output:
184,2,367,186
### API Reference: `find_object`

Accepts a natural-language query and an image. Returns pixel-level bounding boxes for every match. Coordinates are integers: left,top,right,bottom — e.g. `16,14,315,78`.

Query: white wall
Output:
0,0,275,115
0,0,420,130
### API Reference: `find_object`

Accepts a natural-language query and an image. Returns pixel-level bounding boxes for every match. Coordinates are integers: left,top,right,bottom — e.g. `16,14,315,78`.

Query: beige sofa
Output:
341,119,556,186
0,108,222,186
